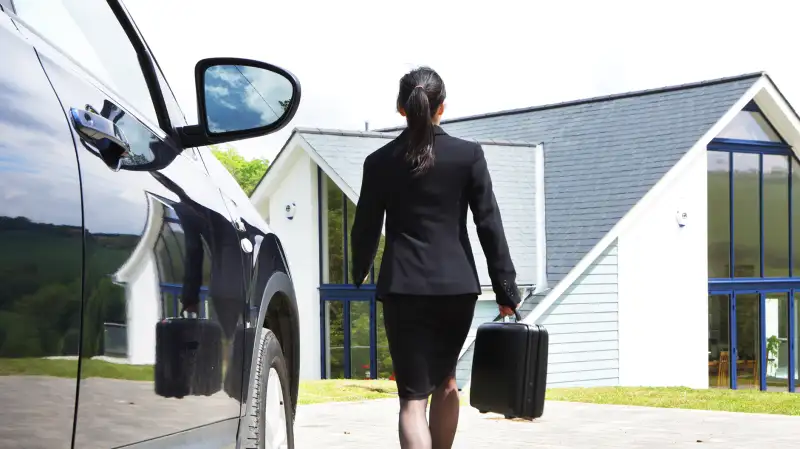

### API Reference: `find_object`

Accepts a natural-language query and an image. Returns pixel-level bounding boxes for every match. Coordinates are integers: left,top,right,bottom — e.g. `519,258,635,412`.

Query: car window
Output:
12,0,159,125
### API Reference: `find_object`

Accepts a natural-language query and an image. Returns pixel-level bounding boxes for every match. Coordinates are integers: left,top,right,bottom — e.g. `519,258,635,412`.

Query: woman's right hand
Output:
498,304,516,317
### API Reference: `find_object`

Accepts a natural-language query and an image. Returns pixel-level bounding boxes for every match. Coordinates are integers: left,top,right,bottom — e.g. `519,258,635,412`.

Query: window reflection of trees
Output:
322,174,392,379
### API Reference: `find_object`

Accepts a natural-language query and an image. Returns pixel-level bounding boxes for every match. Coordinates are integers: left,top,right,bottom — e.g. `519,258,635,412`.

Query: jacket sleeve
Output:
350,156,385,287
468,144,521,306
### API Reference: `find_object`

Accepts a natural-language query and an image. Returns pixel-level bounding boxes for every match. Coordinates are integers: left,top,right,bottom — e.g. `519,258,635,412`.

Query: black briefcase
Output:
223,323,256,402
154,316,223,398
469,310,548,420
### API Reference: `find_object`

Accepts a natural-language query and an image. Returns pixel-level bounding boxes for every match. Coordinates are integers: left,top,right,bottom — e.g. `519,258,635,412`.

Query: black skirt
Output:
382,294,478,400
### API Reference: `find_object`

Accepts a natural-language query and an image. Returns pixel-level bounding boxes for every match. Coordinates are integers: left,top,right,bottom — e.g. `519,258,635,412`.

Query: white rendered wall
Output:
617,149,709,388
125,252,159,365
254,149,321,380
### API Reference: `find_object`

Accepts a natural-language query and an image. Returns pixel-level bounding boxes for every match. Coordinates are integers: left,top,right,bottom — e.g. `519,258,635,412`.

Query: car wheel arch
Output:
239,270,300,446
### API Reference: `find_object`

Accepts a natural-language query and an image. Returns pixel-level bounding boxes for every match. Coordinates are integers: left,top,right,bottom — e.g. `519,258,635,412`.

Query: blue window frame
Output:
317,167,386,379
707,104,800,392
159,282,210,318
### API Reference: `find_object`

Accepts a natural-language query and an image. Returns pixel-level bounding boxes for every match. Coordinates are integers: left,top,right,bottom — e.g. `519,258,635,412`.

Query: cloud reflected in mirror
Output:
203,64,294,134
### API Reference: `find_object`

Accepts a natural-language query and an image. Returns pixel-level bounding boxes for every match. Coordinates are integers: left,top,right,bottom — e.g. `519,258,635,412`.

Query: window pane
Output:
765,293,789,391
795,294,799,391
376,301,393,379
326,301,345,378
763,155,790,277
326,176,345,284
350,301,370,379
708,152,730,278
717,110,782,142
708,295,730,388
735,293,760,389
793,159,800,276
346,198,357,284
732,153,760,277
14,0,159,124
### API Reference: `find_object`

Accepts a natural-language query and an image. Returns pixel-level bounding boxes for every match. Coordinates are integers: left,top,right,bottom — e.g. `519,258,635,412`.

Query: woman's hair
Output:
396,67,446,175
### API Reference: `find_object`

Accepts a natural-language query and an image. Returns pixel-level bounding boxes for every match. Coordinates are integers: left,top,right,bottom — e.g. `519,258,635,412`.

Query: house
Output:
250,72,800,392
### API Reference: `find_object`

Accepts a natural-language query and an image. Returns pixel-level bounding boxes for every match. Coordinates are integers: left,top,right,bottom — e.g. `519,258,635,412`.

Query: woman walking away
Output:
350,66,521,449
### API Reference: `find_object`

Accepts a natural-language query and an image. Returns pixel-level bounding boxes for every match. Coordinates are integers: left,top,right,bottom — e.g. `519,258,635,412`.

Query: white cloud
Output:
204,84,230,98
126,0,800,161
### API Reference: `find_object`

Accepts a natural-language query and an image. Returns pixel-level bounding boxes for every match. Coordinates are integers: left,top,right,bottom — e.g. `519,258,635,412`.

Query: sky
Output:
126,0,800,162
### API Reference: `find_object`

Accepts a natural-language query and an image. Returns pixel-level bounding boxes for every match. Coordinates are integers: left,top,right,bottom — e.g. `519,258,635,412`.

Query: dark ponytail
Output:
397,67,446,175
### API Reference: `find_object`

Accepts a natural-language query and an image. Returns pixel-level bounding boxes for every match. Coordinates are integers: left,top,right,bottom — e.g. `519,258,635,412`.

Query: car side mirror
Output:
176,57,300,149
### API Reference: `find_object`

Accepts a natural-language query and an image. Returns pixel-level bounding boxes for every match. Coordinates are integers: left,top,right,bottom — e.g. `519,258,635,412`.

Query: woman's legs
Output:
428,375,460,449
398,397,431,449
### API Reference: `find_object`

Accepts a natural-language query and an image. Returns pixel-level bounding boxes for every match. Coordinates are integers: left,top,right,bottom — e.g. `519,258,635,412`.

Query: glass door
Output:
734,293,760,389
764,292,790,391
710,290,796,391
708,294,731,388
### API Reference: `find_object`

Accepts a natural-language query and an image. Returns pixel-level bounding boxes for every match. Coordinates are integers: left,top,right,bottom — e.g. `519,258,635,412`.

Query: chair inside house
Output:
716,351,729,387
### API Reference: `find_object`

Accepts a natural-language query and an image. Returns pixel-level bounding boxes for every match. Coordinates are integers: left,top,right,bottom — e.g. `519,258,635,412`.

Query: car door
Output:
0,8,84,449
9,2,247,447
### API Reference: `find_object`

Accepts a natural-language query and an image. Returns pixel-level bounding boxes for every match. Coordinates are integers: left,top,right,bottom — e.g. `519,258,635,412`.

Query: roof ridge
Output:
377,71,765,131
294,127,399,139
296,127,541,147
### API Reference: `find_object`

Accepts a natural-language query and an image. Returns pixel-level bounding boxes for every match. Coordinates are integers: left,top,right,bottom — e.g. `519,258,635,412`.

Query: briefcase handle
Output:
502,309,523,323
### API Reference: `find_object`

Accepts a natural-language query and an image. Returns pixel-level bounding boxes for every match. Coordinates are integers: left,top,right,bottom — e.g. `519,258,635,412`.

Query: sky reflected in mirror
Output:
204,65,293,134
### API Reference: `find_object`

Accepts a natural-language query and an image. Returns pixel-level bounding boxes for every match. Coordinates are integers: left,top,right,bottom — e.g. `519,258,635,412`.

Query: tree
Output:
210,144,270,195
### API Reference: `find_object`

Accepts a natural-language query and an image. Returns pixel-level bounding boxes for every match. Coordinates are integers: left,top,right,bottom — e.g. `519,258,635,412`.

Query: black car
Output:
0,1,301,448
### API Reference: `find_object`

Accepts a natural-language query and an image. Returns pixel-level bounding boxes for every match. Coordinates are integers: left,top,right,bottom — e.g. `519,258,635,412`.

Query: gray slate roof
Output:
381,73,762,283
297,128,540,285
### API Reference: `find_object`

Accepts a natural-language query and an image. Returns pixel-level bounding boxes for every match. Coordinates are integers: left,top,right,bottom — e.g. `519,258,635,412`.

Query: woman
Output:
350,66,520,449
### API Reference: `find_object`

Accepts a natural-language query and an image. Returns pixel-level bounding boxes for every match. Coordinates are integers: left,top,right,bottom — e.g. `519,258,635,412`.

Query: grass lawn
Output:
0,358,152,381
545,386,800,416
298,379,397,405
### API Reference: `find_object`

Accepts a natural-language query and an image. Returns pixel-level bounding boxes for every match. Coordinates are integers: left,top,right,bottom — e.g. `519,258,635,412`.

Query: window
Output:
731,153,760,277
707,151,730,278
319,170,389,379
13,0,159,124
763,155,790,277
322,173,385,284
717,109,782,143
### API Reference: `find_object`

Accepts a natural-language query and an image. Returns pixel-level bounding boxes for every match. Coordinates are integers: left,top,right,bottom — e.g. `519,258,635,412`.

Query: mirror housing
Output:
176,57,301,149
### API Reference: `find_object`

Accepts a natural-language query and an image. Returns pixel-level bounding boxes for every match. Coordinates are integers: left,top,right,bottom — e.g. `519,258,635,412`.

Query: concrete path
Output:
295,399,800,448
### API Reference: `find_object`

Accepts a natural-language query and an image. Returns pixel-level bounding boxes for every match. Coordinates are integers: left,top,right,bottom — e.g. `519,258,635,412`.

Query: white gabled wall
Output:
532,242,620,387
253,148,322,380
617,149,708,388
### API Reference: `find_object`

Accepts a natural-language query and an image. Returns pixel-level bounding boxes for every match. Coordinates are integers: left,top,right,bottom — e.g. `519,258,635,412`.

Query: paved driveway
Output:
295,399,800,448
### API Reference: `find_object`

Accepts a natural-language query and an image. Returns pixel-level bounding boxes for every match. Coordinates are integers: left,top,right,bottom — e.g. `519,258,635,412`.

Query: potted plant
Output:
767,335,781,376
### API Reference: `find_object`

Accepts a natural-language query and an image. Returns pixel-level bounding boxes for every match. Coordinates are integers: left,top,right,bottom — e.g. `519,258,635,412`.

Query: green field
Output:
546,386,800,416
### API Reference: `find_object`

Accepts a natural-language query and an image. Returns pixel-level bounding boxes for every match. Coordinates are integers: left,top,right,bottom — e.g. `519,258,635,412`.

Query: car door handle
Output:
70,107,130,152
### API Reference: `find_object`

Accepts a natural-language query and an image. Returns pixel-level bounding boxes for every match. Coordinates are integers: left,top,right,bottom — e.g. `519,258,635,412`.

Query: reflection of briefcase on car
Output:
152,172,248,400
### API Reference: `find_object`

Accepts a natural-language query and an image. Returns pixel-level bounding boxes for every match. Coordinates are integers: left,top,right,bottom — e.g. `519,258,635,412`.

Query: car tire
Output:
244,329,294,449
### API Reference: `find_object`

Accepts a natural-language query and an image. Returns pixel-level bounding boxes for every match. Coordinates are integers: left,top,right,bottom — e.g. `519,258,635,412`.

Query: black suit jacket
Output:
350,126,520,306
